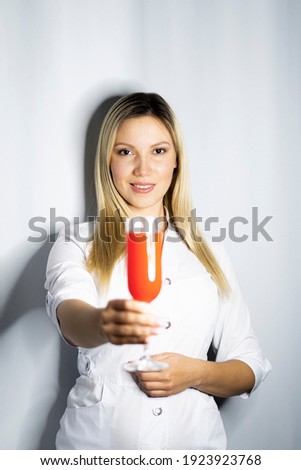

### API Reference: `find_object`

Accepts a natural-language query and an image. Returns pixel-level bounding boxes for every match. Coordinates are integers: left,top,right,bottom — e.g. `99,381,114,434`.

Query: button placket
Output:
161,278,172,330
78,353,94,376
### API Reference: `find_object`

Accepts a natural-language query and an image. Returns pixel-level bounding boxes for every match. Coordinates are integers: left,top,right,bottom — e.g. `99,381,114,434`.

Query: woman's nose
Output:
133,156,152,176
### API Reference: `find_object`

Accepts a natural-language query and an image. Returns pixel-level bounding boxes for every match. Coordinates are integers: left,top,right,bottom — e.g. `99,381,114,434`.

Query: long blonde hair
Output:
87,92,229,294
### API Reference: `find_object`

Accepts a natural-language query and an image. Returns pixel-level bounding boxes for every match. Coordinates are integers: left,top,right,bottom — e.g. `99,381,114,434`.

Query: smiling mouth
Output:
130,183,155,193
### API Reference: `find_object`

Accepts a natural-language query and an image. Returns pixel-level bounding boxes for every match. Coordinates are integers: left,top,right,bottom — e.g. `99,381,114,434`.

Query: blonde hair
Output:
87,92,229,294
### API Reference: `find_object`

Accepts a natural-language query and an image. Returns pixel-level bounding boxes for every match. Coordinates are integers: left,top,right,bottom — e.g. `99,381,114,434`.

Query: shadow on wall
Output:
83,94,125,219
0,238,74,449
0,94,124,449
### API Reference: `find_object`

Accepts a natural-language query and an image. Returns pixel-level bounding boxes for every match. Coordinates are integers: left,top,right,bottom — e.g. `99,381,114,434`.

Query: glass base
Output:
124,359,169,372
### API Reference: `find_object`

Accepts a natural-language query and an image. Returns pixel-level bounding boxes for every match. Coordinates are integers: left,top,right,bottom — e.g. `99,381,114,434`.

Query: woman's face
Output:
110,116,177,217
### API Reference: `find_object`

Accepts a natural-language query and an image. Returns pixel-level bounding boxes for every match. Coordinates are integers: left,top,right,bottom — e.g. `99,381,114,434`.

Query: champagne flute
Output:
124,216,168,372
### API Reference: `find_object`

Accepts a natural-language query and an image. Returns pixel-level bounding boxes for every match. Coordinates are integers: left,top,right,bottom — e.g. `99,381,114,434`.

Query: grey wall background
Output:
0,0,300,450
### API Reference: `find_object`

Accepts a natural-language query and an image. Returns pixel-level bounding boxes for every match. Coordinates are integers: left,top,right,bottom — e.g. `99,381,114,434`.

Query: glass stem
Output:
143,344,151,362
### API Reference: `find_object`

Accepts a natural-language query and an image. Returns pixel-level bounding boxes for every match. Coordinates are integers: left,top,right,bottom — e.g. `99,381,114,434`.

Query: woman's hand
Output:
135,352,197,397
101,299,161,345
136,353,255,399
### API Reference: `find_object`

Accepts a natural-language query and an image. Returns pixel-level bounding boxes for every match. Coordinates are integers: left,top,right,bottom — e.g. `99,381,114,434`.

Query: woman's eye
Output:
119,149,132,156
154,148,166,155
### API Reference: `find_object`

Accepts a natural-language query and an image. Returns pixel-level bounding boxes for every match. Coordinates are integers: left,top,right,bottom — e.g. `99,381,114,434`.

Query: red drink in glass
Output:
124,217,168,372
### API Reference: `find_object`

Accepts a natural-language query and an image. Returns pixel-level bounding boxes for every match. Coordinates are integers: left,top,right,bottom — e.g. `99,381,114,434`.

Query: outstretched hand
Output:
101,299,161,345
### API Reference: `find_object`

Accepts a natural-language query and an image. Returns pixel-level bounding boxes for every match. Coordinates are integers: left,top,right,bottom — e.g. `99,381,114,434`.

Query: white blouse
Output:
45,222,271,450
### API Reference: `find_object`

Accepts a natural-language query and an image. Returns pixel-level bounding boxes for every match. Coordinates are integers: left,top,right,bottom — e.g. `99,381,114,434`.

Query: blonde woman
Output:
45,92,271,450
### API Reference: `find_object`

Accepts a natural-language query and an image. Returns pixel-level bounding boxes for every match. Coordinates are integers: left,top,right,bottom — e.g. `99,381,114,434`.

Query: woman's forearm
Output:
191,358,255,398
57,300,106,348
56,298,161,348
136,353,255,398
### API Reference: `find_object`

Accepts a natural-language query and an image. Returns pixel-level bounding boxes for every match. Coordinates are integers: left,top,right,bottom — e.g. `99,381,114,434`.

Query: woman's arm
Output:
192,357,255,397
136,352,255,398
57,299,161,348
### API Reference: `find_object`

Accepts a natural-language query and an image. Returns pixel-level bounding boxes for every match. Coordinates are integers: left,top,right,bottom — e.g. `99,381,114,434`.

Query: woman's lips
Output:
130,183,155,193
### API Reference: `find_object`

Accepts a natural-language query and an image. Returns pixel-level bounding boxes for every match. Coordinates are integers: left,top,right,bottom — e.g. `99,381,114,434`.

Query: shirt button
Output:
152,407,163,416
164,278,171,285
162,320,171,329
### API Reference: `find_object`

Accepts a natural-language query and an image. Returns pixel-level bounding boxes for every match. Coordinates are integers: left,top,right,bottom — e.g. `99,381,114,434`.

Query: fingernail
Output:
151,328,160,335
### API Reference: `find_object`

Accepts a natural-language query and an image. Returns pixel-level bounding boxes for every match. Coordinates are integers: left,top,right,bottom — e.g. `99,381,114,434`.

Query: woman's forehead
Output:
115,116,173,144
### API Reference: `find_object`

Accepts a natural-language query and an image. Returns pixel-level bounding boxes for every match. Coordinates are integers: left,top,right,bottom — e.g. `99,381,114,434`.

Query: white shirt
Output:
45,222,271,450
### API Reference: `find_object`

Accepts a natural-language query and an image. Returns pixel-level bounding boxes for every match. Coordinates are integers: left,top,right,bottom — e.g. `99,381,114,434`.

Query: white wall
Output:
0,0,300,449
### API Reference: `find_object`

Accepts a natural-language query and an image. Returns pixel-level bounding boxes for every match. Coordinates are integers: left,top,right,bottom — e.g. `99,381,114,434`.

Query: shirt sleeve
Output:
44,224,99,340
210,242,272,398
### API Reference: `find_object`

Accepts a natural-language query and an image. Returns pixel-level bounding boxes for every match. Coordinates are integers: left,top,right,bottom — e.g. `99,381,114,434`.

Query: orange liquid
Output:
127,231,163,303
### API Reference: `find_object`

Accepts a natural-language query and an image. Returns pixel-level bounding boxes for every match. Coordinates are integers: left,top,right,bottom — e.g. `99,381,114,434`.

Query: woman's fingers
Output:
101,298,160,344
110,335,154,345
104,299,159,325
137,374,171,396
135,353,193,397
103,309,159,327
107,299,153,314
103,322,159,339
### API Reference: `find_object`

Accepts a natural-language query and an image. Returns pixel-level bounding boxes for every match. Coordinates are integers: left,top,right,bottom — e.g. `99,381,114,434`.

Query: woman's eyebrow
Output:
114,140,171,147
150,141,171,147
114,142,133,147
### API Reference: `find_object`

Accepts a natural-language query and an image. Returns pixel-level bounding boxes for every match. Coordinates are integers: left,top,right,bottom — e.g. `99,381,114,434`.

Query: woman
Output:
45,92,271,449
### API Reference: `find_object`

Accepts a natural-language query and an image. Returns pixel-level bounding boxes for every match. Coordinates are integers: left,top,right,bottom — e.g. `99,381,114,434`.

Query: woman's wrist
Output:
187,357,208,390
